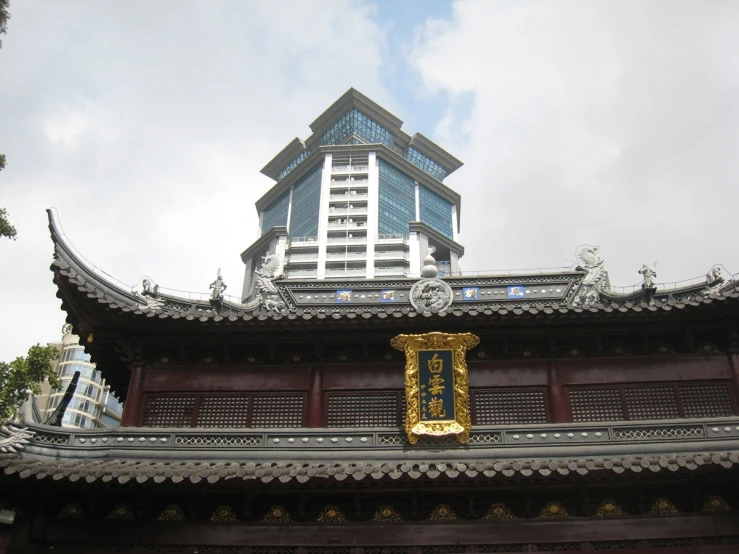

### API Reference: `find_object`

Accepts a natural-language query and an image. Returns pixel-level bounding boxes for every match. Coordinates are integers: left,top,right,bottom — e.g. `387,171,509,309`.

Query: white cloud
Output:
0,0,392,361
410,1,739,286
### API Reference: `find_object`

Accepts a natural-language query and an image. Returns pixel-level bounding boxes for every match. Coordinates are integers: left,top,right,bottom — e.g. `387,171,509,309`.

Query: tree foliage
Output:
0,207,16,240
0,0,9,48
1,2,9,238
0,151,15,241
0,344,60,423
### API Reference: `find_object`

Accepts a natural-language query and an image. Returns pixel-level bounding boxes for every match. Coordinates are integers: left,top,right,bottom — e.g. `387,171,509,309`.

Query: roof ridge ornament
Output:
421,246,439,278
639,264,658,305
245,254,287,314
410,247,453,314
0,424,35,455
702,265,729,299
134,278,165,310
572,245,610,308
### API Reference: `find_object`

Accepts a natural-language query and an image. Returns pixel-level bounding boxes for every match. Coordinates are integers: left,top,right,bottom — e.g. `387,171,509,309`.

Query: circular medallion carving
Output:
409,278,453,314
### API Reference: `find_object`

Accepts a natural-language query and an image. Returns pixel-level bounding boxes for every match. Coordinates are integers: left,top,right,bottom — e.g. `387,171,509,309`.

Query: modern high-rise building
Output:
241,89,464,299
40,325,123,429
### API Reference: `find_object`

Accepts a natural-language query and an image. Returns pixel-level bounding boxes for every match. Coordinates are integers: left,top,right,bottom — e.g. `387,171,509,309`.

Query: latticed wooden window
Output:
569,388,624,422
326,392,403,427
142,393,305,428
143,395,195,427
196,396,250,428
625,385,679,420
252,395,305,427
568,381,736,422
473,388,548,425
679,383,735,418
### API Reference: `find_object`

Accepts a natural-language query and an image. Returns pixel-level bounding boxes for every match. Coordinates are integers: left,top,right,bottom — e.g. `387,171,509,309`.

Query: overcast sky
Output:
1,1,739,362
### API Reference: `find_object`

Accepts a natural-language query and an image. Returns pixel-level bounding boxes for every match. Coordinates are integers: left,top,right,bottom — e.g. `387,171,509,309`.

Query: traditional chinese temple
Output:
2,90,739,553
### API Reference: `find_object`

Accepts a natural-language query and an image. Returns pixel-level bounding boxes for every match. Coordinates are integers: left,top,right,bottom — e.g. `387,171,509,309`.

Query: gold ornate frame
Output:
391,332,479,444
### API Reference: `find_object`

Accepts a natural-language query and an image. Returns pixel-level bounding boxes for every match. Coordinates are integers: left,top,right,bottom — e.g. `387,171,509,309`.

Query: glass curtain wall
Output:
261,191,290,234
378,160,416,237
419,185,454,239
289,165,322,238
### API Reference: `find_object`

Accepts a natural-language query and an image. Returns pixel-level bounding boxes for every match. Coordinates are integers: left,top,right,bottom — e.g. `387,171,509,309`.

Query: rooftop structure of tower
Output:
240,89,465,300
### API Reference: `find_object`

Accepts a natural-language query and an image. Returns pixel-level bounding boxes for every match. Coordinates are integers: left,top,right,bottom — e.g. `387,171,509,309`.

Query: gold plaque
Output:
391,332,479,444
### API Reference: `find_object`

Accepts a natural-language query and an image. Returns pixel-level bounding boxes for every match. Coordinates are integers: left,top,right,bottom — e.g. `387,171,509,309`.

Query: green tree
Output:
0,152,14,239
0,344,60,422
0,0,9,48
0,207,17,240
1,2,11,240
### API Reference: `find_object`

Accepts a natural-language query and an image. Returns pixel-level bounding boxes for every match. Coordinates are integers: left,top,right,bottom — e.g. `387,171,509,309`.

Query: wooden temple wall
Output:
121,354,739,428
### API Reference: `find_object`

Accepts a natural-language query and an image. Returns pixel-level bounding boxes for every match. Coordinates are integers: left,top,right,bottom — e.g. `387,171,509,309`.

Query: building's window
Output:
289,165,322,238
60,364,100,382
62,348,90,363
472,388,549,425
419,186,454,239
62,412,92,428
378,160,416,237
326,392,404,427
67,381,101,401
261,190,290,234
320,109,394,148
142,393,306,428
106,395,123,415
568,381,736,422
404,147,447,181
100,413,120,427
276,150,310,181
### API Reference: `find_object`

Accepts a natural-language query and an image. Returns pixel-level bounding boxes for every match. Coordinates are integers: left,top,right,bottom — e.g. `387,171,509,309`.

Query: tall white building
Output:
42,325,123,429
241,89,465,300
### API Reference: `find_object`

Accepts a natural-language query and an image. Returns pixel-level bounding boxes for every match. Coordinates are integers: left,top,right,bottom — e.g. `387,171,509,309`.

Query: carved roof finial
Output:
421,246,438,279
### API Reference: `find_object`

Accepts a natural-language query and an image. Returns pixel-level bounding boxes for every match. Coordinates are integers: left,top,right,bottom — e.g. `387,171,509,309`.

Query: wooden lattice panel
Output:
569,388,624,422
142,395,195,427
625,386,679,420
679,383,735,418
196,396,250,428
327,393,400,427
473,388,548,425
252,395,304,427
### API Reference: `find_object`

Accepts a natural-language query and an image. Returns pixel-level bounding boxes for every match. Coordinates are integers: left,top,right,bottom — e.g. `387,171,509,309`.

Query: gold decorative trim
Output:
391,332,479,444
316,505,346,523
702,496,730,513
594,499,624,517
262,505,291,523
157,504,186,521
209,505,239,523
107,504,135,520
59,503,84,519
648,497,679,515
428,504,458,521
538,501,569,519
482,503,516,520
371,505,403,522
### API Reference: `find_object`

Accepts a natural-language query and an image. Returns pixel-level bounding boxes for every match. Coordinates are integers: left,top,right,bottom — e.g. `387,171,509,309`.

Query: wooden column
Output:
547,360,568,423
120,366,145,427
728,353,739,409
306,366,323,427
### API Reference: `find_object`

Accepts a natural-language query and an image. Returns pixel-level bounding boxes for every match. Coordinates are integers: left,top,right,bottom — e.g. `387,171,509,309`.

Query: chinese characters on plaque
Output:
391,332,479,444
418,350,455,422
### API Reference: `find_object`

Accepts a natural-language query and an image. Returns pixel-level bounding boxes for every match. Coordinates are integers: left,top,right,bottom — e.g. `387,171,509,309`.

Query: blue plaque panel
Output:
462,287,479,300
507,285,525,298
336,290,352,303
418,349,455,422
380,290,398,302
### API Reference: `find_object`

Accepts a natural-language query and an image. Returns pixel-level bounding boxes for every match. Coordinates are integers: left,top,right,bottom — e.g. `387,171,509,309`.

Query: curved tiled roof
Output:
4,418,739,487
48,209,739,327
2,452,737,486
